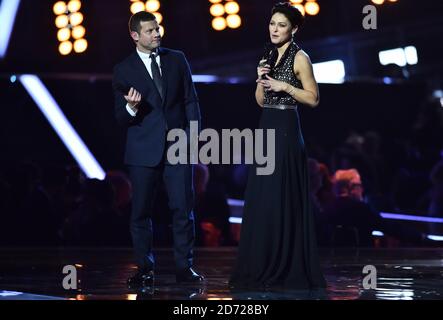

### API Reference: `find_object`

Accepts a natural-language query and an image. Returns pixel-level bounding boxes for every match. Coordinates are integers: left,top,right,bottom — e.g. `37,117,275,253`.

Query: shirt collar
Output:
137,48,158,60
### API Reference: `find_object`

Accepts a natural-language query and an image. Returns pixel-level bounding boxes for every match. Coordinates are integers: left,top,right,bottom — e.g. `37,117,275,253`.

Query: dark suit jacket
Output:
112,48,201,167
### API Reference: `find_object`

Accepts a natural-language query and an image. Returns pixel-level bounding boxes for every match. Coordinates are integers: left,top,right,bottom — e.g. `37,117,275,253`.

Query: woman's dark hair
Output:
129,11,156,33
271,2,304,29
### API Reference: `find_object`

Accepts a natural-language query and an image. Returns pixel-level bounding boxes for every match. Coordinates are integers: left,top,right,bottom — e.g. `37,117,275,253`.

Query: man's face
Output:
131,20,161,52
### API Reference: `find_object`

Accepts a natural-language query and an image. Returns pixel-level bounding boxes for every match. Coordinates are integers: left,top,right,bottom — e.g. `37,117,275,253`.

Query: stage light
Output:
229,217,242,224
54,1,87,55
57,28,71,42
210,0,241,31
73,38,88,53
72,25,85,39
10,75,17,83
372,0,399,5
380,212,443,223
383,77,393,85
159,25,164,37
55,14,69,28
432,89,443,108
210,3,225,17
305,1,320,16
59,41,72,55
289,0,321,16
130,1,145,14
67,0,81,13
19,75,106,180
312,60,346,84
428,235,443,241
226,14,241,29
53,1,67,15
404,46,418,65
224,1,239,15
212,17,227,31
379,47,409,67
209,0,222,3
69,12,83,26
145,0,160,12
0,0,21,59
293,4,305,16
153,11,163,24
192,75,219,83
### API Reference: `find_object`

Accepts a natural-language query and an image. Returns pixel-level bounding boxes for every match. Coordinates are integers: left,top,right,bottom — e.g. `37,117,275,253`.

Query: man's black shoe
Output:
176,268,204,283
127,270,154,288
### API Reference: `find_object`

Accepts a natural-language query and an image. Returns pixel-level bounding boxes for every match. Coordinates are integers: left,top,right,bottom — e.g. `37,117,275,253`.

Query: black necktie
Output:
150,53,163,100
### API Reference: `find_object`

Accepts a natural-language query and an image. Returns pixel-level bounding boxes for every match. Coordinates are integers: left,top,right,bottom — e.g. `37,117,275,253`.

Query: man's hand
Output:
124,87,142,111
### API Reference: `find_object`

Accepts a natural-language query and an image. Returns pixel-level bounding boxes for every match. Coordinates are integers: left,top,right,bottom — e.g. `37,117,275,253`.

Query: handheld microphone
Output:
260,42,275,79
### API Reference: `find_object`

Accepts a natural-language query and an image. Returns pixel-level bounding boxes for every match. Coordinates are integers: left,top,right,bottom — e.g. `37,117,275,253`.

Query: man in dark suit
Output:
112,11,203,287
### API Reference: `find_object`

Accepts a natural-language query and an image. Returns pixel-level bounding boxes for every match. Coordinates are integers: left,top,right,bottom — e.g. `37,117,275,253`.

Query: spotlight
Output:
209,0,241,31
67,0,81,13
57,28,71,42
130,1,145,14
212,17,227,31
290,0,321,16
54,1,87,56
371,0,399,4
55,15,69,28
59,41,73,55
53,1,67,15
305,1,320,16
226,14,241,29
210,3,225,17
74,38,88,53
145,0,160,12
72,25,86,39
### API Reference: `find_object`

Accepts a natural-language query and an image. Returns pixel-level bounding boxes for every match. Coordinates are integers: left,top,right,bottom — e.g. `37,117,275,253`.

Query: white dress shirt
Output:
126,48,162,117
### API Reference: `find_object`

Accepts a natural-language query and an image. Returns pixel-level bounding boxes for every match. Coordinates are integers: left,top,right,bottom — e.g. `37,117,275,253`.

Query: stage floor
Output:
0,247,442,300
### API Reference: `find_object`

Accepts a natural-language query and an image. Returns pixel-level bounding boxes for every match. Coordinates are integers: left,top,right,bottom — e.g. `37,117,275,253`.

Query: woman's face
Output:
269,12,296,46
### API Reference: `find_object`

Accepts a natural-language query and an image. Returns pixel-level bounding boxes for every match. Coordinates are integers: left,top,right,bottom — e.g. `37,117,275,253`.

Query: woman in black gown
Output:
230,2,326,290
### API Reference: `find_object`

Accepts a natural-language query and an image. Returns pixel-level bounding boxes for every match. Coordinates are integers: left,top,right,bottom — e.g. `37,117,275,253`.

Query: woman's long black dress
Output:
230,42,326,289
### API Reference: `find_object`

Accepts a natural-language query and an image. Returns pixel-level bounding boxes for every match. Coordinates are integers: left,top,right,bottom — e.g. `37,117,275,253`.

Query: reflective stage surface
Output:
0,248,442,300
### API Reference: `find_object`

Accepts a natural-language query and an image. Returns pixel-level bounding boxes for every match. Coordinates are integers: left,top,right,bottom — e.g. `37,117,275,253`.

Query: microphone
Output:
260,42,275,79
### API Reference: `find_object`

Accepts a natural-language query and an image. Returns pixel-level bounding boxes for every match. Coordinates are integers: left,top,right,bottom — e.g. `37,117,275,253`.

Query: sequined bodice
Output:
264,41,303,106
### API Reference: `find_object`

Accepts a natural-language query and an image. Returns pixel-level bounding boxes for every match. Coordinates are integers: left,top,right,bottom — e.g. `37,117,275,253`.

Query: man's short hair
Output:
129,11,156,34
